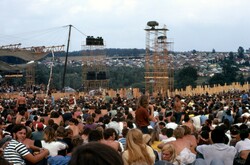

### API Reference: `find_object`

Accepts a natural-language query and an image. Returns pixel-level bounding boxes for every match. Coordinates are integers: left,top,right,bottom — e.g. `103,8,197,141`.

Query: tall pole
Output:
62,24,72,90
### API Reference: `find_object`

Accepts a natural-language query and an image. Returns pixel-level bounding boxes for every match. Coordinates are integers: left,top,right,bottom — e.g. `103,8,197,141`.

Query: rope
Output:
72,25,88,37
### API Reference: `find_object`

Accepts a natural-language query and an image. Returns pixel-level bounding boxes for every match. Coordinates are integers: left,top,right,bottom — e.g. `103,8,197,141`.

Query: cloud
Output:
0,0,249,51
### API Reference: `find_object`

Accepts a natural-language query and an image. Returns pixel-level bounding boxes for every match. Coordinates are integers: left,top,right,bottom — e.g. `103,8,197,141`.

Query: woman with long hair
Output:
41,126,67,157
135,95,155,134
122,129,155,165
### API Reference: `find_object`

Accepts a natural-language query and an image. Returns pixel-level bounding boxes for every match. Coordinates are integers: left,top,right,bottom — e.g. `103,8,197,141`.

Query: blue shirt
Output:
47,155,71,165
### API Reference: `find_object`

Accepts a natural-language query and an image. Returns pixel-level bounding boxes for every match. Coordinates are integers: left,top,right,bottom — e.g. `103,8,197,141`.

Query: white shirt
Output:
196,143,237,165
191,115,201,130
161,137,176,143
235,138,250,153
41,140,67,156
166,122,178,130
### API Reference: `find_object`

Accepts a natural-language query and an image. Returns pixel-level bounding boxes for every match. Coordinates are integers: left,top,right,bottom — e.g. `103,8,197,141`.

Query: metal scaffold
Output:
144,21,174,97
82,36,109,92
0,43,65,89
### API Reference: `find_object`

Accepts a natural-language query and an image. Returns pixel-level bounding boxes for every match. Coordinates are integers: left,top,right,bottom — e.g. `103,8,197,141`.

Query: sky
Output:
0,0,249,52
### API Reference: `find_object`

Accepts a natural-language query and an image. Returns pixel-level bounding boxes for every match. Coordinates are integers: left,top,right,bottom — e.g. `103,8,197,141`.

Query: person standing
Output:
135,95,155,134
241,90,249,104
17,92,27,108
173,95,186,124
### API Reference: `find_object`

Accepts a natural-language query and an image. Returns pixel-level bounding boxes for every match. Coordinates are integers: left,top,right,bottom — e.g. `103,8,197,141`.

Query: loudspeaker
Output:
97,72,106,80
87,71,96,80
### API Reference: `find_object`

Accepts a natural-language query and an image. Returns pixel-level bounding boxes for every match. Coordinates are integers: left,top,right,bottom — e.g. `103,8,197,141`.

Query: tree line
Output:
2,46,250,91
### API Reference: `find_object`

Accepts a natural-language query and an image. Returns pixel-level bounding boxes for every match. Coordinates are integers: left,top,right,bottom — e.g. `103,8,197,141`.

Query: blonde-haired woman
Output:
160,143,182,165
122,129,155,165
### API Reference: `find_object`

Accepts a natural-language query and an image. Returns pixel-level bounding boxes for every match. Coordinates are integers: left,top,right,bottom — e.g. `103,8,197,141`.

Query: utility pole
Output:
62,24,72,90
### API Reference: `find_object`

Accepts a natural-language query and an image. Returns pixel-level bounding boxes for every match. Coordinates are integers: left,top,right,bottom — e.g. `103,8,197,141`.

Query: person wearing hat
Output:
31,122,44,141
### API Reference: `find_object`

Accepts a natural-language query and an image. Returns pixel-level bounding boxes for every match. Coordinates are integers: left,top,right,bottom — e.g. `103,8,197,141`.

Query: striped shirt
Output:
4,139,29,165
118,137,126,149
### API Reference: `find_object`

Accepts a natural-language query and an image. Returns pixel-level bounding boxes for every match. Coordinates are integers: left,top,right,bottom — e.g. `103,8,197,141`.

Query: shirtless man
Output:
173,95,186,124
17,92,27,108
168,126,196,164
101,128,122,152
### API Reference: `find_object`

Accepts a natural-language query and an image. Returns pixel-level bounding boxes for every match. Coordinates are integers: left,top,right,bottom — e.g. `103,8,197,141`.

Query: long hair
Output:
150,129,160,143
44,126,56,143
126,129,154,165
137,95,149,109
56,126,66,138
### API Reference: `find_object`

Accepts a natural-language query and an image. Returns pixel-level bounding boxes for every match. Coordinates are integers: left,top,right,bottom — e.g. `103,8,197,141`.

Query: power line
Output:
72,25,88,37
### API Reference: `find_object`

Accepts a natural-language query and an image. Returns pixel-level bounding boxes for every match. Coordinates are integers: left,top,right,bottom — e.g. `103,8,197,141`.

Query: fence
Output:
1,82,249,99
172,82,249,96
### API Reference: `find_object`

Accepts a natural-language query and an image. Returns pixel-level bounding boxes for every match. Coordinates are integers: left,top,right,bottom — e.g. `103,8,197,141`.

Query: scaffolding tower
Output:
0,44,65,90
25,63,35,90
82,36,109,92
144,21,174,97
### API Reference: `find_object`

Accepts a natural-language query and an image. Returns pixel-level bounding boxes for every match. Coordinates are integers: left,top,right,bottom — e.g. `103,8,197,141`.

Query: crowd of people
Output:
0,89,250,165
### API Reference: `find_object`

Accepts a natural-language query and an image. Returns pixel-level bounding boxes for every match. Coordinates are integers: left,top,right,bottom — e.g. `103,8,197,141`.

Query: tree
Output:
208,58,238,86
237,73,245,85
208,73,225,86
212,48,216,53
175,66,198,89
238,46,245,58
109,66,145,90
222,60,238,84
228,52,234,61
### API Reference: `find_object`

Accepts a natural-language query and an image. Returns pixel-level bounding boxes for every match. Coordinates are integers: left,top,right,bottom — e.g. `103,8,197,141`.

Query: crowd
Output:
0,89,250,165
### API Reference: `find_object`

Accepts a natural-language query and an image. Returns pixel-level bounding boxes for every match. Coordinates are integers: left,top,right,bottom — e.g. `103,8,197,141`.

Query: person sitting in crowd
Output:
196,126,237,165
156,143,182,165
102,128,122,152
31,122,44,141
3,124,49,165
122,128,155,165
235,129,250,163
166,126,196,164
1,88,250,165
158,128,176,149
41,126,67,157
143,133,159,162
69,142,123,165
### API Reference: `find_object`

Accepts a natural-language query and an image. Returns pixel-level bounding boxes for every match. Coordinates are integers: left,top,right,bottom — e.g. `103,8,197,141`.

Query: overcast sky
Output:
0,0,249,52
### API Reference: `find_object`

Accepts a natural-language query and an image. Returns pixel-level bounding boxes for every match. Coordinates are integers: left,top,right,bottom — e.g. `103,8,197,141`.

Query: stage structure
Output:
82,36,109,92
0,43,64,89
144,21,174,97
